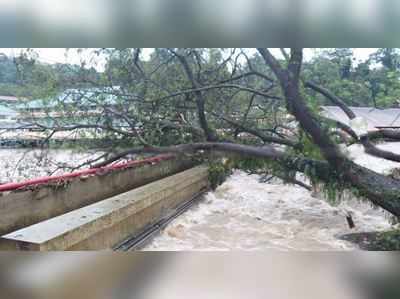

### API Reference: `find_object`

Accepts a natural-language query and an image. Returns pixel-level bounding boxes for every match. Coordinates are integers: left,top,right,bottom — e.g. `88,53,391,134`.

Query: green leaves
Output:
304,48,400,108
207,159,233,190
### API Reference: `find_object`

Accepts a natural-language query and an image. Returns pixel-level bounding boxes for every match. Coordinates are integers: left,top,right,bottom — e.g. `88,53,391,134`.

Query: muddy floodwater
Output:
142,171,391,250
0,144,399,251
0,148,102,183
143,143,400,251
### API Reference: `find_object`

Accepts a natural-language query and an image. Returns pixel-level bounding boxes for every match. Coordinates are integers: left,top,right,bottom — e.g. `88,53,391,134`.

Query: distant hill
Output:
0,52,101,98
0,53,19,96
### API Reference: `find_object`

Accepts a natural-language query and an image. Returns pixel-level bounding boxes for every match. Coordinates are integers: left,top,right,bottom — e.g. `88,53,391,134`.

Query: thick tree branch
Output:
257,48,286,81
288,48,303,81
366,129,400,141
93,142,287,168
305,81,356,119
261,48,345,164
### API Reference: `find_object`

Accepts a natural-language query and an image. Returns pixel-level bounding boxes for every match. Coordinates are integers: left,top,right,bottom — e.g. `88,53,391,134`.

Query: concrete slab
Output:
1,166,209,250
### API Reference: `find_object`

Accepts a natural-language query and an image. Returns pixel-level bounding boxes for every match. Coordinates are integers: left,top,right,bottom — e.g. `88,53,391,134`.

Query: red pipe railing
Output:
0,154,175,193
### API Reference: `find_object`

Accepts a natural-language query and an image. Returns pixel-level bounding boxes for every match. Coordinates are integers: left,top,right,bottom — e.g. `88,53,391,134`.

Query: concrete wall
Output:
2,166,209,251
0,157,195,237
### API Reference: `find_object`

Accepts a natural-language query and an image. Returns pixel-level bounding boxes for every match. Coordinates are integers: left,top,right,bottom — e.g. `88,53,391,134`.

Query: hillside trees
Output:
303,48,400,108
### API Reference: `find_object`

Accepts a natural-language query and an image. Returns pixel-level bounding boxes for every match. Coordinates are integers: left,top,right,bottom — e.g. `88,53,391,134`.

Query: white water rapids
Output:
143,143,400,251
0,148,103,183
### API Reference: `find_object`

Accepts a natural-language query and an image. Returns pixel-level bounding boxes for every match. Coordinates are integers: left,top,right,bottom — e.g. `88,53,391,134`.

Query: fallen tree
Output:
14,48,400,217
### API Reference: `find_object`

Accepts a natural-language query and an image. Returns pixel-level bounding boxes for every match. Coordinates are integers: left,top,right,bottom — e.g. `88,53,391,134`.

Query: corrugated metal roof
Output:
18,88,122,110
0,104,17,116
0,95,18,102
321,106,400,130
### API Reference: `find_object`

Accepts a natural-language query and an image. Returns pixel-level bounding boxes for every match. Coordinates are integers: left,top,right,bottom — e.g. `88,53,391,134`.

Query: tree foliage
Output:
303,48,400,108
11,48,400,217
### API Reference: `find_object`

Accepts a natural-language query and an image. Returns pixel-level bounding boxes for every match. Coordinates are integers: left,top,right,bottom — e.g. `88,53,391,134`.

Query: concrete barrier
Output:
0,156,195,237
1,166,209,250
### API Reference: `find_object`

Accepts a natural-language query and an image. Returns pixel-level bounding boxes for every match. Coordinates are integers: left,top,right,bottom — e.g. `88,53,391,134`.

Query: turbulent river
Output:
0,144,399,250
143,143,400,251
0,148,103,183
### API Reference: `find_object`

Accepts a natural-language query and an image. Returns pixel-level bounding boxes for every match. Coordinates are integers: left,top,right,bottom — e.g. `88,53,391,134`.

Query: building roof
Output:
0,95,19,102
18,88,121,110
0,104,17,117
321,106,400,130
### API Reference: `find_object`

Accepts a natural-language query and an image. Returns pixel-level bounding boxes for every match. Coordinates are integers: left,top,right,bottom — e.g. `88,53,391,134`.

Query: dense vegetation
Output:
8,48,400,221
0,50,100,98
304,48,400,108
5,48,400,107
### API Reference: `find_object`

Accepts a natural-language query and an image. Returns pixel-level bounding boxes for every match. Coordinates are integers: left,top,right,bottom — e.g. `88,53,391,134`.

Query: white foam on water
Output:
347,142,400,174
0,148,103,183
144,143,400,251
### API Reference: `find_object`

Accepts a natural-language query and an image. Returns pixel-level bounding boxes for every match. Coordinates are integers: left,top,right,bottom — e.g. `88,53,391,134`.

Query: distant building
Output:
0,105,17,128
17,88,127,129
0,95,18,128
0,95,19,103
321,106,400,131
0,89,132,144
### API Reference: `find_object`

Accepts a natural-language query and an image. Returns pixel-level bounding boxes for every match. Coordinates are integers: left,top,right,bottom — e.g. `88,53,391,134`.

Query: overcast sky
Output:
0,48,379,71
